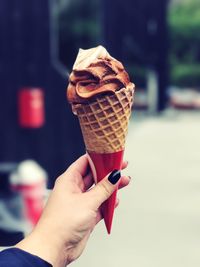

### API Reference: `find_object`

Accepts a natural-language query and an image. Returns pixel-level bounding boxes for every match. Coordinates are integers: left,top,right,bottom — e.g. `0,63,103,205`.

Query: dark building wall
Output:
0,0,84,187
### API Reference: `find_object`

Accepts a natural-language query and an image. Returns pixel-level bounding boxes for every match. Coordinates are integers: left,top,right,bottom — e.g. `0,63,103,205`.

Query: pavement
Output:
73,110,200,267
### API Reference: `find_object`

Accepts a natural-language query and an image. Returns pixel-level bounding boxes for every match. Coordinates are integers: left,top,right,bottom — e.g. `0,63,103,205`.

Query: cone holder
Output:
87,150,124,234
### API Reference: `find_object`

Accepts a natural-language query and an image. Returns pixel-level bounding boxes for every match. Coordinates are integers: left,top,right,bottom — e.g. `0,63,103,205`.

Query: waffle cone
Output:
72,84,134,154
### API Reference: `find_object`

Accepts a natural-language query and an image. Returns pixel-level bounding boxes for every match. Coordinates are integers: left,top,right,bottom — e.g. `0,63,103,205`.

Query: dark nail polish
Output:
108,170,121,185
128,176,132,180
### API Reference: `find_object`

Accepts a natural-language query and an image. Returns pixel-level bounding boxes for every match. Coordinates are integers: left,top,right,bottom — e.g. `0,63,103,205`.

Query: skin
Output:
16,154,131,267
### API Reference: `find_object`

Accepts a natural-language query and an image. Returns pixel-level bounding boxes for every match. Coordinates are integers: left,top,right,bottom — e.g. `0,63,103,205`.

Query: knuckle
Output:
99,182,111,198
54,176,61,186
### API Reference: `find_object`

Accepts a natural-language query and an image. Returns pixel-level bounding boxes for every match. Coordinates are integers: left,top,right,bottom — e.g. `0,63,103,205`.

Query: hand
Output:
16,154,131,267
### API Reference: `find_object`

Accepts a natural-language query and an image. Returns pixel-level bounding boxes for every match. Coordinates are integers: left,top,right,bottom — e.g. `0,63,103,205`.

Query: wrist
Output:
16,226,69,267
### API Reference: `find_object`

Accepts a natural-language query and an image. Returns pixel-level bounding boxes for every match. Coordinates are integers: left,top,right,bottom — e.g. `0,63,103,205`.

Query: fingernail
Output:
108,170,121,185
128,176,132,180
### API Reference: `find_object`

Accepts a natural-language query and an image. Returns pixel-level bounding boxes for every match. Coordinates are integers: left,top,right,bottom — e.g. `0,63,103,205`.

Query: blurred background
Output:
0,0,200,266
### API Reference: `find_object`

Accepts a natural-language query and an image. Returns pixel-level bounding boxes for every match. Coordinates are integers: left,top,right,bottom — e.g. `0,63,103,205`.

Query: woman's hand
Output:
16,154,131,267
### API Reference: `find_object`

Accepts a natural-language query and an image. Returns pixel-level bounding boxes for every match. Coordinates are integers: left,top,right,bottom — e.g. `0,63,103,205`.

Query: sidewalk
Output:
74,110,200,267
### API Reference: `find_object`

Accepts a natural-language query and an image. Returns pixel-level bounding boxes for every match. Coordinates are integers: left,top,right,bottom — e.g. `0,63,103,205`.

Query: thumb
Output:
86,170,121,209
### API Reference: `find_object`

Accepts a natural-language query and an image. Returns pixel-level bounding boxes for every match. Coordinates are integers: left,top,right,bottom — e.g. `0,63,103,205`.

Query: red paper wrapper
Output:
87,150,124,234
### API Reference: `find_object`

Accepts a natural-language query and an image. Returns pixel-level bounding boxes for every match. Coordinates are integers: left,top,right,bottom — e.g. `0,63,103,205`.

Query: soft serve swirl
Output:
67,46,131,103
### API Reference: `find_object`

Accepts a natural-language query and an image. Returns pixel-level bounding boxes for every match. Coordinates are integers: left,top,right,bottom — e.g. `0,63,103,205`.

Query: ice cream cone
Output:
72,84,134,233
67,45,135,233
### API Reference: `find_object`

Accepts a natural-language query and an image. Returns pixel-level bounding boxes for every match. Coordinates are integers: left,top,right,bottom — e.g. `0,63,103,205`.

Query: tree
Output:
169,0,200,87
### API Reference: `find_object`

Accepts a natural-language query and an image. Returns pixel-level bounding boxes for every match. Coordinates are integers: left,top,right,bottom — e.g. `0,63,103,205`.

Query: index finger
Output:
121,160,128,170
66,154,90,177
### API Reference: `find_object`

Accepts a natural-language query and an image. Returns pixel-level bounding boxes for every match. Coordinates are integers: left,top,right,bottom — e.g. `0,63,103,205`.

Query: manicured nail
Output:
108,170,121,185
128,176,132,180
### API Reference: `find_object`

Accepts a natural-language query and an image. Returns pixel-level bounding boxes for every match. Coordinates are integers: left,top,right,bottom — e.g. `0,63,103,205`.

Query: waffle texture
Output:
72,84,134,153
